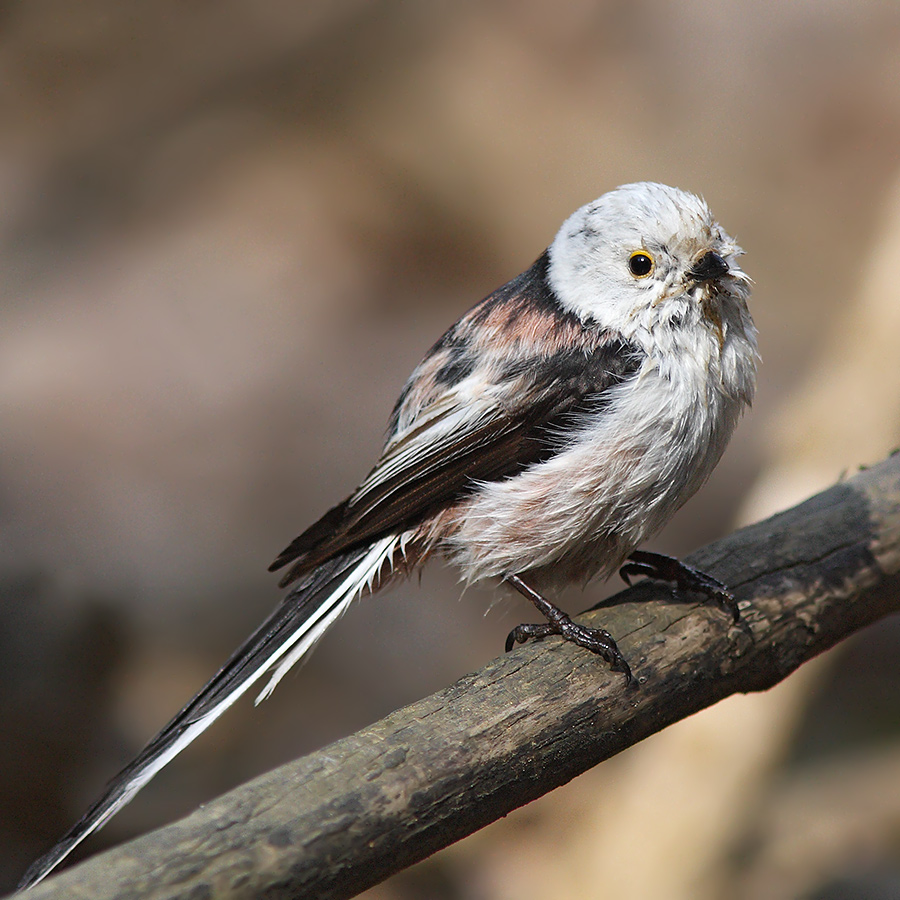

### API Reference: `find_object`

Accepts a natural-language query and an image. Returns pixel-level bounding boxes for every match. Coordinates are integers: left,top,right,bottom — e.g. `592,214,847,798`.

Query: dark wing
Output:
270,335,642,586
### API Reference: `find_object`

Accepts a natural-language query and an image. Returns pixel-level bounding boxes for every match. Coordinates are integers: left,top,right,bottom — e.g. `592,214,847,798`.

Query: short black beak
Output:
688,251,729,282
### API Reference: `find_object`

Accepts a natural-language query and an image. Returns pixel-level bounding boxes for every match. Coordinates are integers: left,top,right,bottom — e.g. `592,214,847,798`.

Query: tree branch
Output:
15,455,900,900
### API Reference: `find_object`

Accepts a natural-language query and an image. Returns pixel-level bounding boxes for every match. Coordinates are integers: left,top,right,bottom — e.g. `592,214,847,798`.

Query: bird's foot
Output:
504,573,632,682
620,549,739,623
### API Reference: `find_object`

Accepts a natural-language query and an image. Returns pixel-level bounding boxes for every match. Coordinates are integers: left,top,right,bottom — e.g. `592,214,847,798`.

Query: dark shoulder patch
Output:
501,338,639,387
467,250,576,329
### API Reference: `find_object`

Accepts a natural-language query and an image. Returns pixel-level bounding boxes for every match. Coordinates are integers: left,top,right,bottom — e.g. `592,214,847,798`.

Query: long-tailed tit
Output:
20,181,757,889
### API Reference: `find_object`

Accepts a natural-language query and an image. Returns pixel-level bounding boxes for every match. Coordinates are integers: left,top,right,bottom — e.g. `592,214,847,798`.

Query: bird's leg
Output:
619,549,740,622
504,573,632,682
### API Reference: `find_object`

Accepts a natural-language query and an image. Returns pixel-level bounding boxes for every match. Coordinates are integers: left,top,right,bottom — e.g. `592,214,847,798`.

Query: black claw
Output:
503,573,633,683
619,562,655,586
505,622,554,652
559,622,632,683
620,550,741,624
506,618,632,683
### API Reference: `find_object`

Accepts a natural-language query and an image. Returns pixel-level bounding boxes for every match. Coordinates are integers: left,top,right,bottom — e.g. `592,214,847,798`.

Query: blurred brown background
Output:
3,2,900,898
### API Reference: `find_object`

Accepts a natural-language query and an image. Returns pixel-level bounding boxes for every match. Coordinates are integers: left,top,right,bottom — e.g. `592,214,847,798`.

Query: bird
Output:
19,181,758,889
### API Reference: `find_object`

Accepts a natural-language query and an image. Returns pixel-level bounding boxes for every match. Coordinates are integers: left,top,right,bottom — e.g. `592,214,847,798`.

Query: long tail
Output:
19,534,399,891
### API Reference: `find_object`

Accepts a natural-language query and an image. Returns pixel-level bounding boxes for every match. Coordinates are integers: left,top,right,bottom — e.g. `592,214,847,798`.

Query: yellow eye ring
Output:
628,250,654,278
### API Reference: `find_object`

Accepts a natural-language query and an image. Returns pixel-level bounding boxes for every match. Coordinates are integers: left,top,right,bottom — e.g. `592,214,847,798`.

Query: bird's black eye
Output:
628,251,654,278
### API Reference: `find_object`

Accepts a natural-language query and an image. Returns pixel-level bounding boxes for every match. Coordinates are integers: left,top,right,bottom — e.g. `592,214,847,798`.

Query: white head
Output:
547,182,750,337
